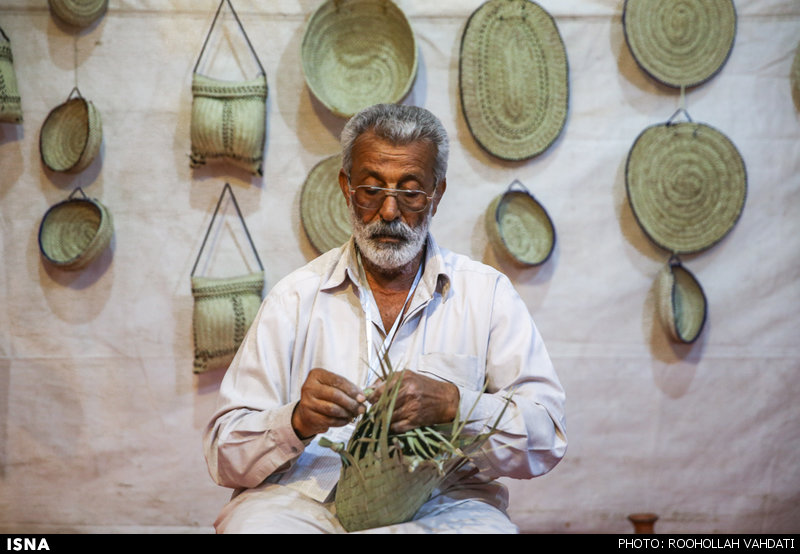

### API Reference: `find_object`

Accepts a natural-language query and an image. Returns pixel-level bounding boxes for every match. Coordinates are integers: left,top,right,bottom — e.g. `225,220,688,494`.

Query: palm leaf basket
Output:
321,358,511,532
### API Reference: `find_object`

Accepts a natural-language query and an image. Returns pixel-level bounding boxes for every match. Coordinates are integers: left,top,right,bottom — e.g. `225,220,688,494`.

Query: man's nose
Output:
378,193,401,222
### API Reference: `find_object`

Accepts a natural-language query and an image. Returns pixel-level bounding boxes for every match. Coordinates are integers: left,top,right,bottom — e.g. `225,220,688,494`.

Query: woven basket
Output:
38,187,113,271
459,0,568,161
190,73,268,176
300,154,352,254
40,88,103,173
623,0,736,88
626,119,746,255
335,449,442,531
48,0,108,28
0,27,22,123
301,0,418,118
485,180,555,266
192,272,264,374
656,258,707,343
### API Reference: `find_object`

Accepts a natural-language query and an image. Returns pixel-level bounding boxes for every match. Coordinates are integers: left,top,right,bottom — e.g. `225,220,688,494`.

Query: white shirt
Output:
203,235,567,509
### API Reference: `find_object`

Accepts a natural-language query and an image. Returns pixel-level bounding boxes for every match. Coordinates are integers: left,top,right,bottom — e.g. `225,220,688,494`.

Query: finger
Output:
312,369,366,404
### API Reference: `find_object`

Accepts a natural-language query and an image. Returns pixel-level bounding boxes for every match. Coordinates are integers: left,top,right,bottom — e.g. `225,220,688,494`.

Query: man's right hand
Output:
291,368,366,440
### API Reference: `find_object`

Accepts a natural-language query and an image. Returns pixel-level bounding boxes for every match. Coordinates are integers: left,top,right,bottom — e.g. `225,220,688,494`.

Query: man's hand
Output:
291,368,366,440
367,370,460,433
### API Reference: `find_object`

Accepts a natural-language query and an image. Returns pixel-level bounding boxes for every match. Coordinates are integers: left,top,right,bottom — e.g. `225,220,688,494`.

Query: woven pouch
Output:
38,187,114,271
460,0,568,160
191,183,264,374
0,27,22,123
190,0,268,176
48,0,108,28
192,272,264,373
485,179,555,266
656,257,707,344
301,0,417,118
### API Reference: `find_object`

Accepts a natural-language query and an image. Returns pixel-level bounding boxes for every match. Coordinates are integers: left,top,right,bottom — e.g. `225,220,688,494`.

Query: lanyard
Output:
356,251,423,385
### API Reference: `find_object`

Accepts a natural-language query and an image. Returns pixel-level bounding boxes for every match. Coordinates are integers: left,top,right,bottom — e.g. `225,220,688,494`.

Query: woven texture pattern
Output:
623,0,736,88
48,0,108,28
190,74,268,176
459,0,568,161
657,260,707,343
38,194,113,271
40,96,103,173
300,154,352,254
626,121,746,254
191,272,264,374
485,184,555,266
335,449,442,531
0,28,22,123
301,0,417,118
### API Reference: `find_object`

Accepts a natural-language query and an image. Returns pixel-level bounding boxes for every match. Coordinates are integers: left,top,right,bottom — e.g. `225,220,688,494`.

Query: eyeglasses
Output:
348,184,435,213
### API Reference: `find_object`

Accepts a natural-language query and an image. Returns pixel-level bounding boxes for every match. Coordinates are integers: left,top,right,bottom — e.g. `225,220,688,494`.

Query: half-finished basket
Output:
40,88,103,173
38,187,113,271
301,0,418,118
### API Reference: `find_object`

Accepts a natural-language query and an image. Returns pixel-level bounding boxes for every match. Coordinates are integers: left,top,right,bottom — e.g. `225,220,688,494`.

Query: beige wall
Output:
0,0,798,533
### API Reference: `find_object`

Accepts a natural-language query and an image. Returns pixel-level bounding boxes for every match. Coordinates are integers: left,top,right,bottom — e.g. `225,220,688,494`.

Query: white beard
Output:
349,204,431,271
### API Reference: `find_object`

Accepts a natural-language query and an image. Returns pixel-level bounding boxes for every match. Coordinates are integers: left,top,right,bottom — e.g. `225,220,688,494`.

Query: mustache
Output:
364,219,415,242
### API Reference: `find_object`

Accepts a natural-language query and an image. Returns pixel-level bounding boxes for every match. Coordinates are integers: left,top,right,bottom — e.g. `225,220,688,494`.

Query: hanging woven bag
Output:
0,26,23,123
191,183,265,374
190,0,268,176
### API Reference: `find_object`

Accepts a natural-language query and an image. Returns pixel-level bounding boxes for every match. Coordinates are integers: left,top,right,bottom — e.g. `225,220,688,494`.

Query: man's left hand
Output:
367,370,460,433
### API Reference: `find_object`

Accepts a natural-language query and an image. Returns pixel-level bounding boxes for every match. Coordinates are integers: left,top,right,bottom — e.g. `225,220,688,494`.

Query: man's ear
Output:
431,178,446,216
338,168,351,206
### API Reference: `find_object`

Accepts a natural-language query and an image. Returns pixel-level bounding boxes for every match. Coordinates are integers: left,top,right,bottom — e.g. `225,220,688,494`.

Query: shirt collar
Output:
320,234,451,301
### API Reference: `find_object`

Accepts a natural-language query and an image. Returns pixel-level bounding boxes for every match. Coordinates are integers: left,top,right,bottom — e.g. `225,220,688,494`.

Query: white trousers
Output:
214,482,519,534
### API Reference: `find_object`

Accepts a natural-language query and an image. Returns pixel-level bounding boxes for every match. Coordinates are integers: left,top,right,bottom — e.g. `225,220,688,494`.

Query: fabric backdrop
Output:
0,0,798,533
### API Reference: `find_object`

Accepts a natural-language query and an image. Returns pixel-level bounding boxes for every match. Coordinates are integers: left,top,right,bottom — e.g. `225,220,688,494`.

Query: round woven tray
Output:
625,119,746,254
460,0,568,161
485,180,555,266
300,154,352,254
38,188,113,271
301,0,418,118
623,0,736,88
656,258,707,343
48,0,108,28
40,89,103,173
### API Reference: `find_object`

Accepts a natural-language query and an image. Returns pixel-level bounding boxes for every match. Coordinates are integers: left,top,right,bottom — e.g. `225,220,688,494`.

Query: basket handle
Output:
507,179,531,195
191,182,264,277
193,0,265,76
68,186,89,201
666,107,693,126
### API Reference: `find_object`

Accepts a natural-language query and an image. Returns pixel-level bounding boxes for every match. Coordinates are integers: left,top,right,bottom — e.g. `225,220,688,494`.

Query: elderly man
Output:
203,104,567,534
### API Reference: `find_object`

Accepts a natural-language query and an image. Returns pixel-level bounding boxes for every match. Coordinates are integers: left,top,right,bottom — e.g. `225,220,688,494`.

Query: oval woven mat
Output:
300,154,352,254
460,0,568,161
301,0,417,118
626,121,746,254
623,0,736,88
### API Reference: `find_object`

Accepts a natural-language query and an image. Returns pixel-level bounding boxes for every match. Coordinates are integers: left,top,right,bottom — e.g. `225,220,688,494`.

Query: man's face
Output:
338,132,445,271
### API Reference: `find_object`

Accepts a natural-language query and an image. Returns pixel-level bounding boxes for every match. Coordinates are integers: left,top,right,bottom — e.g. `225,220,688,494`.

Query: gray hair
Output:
340,104,449,186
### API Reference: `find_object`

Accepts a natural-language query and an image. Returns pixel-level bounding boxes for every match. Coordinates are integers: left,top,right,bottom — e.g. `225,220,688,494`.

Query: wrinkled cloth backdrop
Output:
0,0,798,533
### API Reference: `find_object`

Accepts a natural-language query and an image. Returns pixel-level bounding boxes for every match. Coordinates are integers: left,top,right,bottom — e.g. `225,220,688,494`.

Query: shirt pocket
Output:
417,352,483,392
